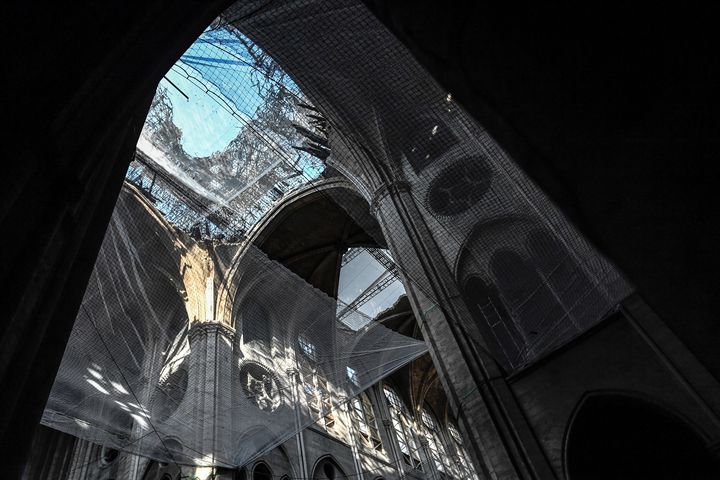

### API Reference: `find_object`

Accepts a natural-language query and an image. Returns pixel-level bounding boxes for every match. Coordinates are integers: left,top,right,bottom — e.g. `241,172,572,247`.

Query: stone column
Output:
287,368,310,479
369,385,405,478
381,419,406,479
371,181,555,480
417,436,440,480
21,425,77,480
340,395,366,480
188,322,236,465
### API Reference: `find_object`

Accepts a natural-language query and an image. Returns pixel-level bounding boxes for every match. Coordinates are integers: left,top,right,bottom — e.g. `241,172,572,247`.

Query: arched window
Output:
253,462,272,480
448,423,478,480
420,408,452,475
303,370,335,430
566,394,720,479
346,366,360,387
351,392,382,451
490,249,564,356
298,334,318,361
462,275,523,370
383,385,422,470
312,457,348,480
525,229,605,328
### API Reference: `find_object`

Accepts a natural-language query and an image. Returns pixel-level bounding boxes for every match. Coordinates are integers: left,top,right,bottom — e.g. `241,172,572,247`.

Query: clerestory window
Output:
448,423,479,480
298,335,318,361
383,385,422,470
351,392,382,451
421,408,452,475
304,372,335,430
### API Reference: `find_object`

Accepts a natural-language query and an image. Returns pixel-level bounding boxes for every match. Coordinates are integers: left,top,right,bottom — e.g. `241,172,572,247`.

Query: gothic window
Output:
312,457,348,480
421,408,452,475
462,275,523,371
448,423,479,480
490,249,565,357
383,385,422,470
253,463,272,480
298,335,318,361
351,392,382,451
427,157,492,216
525,229,605,328
346,366,359,386
304,371,335,430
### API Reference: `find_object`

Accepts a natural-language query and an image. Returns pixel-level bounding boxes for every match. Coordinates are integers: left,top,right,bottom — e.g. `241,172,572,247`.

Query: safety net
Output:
41,0,631,470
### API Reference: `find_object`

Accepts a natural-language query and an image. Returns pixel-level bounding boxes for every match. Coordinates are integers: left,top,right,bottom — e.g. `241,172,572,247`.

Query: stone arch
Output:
251,444,296,480
563,391,720,479
490,249,565,352
426,155,493,217
217,180,383,321
311,456,348,480
456,219,608,369
252,461,272,480
140,460,180,480
461,275,523,370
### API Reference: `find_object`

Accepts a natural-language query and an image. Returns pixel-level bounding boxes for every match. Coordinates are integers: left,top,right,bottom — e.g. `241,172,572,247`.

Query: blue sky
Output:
135,26,325,234
159,68,244,158
158,28,271,158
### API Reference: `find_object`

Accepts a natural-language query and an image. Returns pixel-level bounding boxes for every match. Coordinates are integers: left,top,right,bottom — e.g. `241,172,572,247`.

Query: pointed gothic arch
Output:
563,391,720,479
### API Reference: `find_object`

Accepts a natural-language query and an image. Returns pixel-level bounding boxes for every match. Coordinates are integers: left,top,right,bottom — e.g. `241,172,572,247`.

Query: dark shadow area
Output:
566,394,720,479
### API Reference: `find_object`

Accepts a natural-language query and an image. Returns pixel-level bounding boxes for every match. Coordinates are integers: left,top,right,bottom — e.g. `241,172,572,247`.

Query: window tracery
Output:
304,370,335,430
448,423,479,480
383,385,422,470
420,408,452,475
351,392,382,451
298,335,318,361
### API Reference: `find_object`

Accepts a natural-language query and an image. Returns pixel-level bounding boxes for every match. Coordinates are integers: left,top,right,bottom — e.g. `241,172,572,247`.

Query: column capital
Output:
188,321,236,342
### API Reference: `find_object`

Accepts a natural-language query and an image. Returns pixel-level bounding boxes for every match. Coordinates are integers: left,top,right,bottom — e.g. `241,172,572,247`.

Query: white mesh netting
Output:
41,0,632,470
42,188,427,468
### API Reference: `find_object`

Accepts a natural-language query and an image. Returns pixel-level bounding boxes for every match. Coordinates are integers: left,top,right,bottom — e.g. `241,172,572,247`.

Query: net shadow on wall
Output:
457,219,623,371
426,156,493,217
240,300,272,345
41,187,428,468
490,249,567,360
401,116,458,174
462,275,523,371
525,230,608,328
